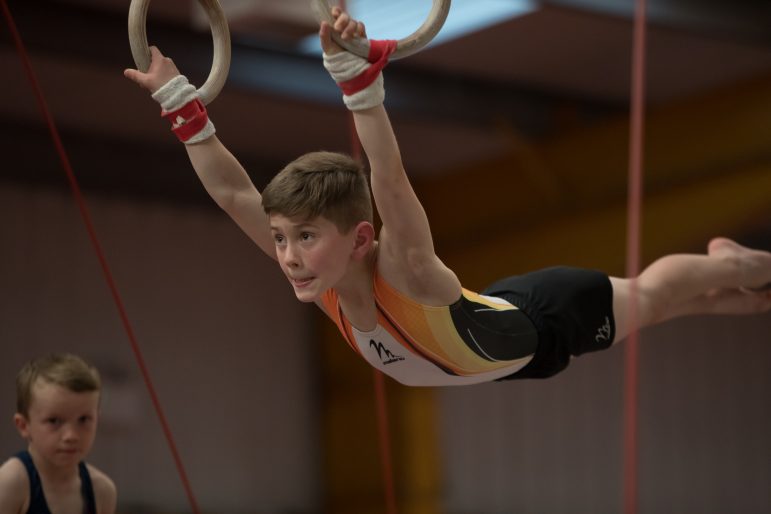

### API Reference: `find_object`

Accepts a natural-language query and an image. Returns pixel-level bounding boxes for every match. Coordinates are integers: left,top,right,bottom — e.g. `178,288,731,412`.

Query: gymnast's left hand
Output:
319,6,367,55
123,46,182,94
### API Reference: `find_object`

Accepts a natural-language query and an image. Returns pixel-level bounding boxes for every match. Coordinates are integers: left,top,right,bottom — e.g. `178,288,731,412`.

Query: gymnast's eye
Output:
45,417,62,427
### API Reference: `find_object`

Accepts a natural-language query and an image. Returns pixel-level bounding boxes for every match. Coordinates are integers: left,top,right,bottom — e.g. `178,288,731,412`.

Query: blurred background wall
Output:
1,1,769,513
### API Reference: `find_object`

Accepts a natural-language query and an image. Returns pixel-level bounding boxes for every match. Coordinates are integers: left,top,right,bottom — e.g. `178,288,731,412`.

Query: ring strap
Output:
338,39,397,96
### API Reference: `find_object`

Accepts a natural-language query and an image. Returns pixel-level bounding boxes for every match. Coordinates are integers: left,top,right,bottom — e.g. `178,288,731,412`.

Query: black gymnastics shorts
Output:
482,266,616,379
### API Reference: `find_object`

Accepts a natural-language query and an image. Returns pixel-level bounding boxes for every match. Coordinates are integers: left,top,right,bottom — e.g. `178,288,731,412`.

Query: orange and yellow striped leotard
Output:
320,270,538,386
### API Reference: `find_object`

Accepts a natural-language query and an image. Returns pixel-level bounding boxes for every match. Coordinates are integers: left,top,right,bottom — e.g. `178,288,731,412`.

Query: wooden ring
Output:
128,0,231,105
311,0,451,60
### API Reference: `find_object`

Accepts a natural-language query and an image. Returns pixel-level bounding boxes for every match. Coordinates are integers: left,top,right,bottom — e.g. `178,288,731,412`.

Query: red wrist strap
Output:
338,39,397,96
161,99,209,142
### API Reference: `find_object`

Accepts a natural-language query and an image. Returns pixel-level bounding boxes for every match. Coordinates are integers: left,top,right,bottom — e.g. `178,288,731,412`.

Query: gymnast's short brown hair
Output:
262,151,373,233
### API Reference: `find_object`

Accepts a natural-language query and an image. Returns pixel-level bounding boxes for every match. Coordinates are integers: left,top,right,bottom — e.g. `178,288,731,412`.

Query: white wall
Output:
0,182,320,514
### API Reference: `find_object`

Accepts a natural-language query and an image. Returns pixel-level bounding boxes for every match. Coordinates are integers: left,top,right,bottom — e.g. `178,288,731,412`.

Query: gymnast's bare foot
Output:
708,237,771,291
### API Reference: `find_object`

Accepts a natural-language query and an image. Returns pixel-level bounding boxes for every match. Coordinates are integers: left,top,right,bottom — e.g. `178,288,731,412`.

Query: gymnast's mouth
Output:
290,277,314,287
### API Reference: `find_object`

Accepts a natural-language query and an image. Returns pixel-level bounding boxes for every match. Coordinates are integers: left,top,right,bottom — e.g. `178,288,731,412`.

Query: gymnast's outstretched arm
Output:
319,12,461,303
124,46,276,259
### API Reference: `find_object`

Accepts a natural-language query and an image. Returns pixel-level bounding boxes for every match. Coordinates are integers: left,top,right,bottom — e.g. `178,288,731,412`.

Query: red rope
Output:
346,56,399,514
624,0,647,513
373,370,398,514
0,3,202,513
337,0,399,511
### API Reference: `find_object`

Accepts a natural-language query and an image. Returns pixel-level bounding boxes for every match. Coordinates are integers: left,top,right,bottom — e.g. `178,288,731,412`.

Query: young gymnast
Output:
0,353,117,514
123,9,771,386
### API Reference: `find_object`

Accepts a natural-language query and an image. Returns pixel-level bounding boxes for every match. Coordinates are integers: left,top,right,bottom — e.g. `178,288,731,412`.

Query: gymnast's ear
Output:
14,413,30,439
351,221,375,259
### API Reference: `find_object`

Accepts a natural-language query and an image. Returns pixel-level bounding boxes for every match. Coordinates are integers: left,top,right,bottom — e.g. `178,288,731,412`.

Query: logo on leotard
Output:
595,316,612,343
369,339,405,365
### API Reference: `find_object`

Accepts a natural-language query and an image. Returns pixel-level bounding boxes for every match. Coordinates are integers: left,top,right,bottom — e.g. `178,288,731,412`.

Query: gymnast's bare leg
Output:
610,237,771,344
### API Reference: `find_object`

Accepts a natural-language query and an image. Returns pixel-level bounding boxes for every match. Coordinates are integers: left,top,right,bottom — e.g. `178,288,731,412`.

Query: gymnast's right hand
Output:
123,46,181,94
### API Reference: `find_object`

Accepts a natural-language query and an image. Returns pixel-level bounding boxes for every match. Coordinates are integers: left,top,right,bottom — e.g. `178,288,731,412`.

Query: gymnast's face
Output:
14,379,99,470
270,213,359,302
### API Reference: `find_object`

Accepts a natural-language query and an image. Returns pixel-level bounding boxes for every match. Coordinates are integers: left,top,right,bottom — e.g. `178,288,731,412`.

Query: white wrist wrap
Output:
182,122,215,144
152,75,196,111
323,51,385,111
152,75,215,144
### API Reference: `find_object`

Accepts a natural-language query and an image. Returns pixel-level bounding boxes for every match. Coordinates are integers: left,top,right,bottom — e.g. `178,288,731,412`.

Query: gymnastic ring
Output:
128,0,231,105
311,0,451,60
